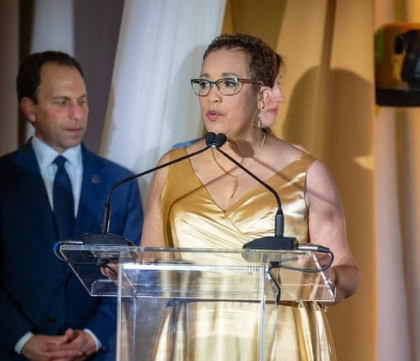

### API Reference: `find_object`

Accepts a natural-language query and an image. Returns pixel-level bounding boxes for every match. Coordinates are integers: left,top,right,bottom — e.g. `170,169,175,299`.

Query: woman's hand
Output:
99,259,119,280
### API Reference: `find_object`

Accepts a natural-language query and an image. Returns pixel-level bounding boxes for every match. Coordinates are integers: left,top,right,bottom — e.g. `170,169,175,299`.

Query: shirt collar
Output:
31,136,82,169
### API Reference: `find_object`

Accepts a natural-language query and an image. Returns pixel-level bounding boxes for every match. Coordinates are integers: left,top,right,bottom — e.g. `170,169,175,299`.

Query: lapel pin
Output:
91,174,101,184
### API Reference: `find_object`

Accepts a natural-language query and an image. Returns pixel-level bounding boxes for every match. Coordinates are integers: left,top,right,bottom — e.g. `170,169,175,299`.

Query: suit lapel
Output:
73,146,107,238
16,142,58,241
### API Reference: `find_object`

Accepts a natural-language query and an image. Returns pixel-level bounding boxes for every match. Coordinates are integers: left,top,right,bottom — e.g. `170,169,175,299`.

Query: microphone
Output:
208,133,330,253
85,132,217,246
79,132,217,246
55,133,217,268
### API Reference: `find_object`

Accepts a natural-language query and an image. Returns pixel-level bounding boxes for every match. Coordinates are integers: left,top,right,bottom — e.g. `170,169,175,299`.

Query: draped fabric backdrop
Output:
73,0,125,153
100,0,226,203
25,0,75,141
375,0,420,360
0,1,19,155
30,0,74,54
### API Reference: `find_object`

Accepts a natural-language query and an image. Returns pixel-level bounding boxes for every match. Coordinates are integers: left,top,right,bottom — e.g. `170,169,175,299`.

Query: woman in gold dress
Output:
141,33,360,361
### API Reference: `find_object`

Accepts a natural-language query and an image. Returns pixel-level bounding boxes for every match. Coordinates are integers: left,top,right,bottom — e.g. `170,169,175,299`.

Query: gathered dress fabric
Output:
153,147,336,361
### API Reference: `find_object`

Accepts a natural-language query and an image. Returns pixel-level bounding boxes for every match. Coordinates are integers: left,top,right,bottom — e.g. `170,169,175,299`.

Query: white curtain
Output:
26,0,75,140
31,0,74,54
374,1,420,360
375,109,411,360
101,0,226,204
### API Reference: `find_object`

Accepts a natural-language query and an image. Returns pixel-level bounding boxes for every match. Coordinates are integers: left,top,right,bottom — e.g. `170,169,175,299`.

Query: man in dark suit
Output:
0,51,143,360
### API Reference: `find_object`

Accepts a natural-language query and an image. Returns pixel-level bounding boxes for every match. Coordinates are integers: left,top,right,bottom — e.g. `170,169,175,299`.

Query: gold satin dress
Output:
154,147,336,361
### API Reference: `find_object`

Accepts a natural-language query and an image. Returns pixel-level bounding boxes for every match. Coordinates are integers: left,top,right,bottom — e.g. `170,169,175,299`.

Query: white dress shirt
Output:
31,136,83,216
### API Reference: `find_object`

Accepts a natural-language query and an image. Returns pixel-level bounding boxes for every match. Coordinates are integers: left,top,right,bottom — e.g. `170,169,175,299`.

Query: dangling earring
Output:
257,108,264,129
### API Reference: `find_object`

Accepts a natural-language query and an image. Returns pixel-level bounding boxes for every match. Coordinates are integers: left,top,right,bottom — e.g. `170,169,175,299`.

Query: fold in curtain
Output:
375,1,420,360
0,0,19,156
25,0,75,141
100,0,226,203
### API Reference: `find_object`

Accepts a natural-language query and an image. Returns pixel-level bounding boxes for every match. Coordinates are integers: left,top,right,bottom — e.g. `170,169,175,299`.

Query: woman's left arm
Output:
305,160,361,304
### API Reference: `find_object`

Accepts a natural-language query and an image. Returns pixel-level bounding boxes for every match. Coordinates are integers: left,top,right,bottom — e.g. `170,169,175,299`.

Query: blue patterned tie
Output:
53,156,75,240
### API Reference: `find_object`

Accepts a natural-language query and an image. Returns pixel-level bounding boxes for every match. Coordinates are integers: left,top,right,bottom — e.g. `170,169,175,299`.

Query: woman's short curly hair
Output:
203,33,281,88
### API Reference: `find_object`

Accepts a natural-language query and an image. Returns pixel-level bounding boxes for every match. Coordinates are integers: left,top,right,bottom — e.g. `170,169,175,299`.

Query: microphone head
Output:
213,133,227,148
205,132,226,148
205,132,216,146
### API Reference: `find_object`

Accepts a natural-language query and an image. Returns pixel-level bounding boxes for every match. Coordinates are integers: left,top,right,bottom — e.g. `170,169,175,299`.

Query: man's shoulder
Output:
0,146,30,170
0,146,36,193
0,149,19,164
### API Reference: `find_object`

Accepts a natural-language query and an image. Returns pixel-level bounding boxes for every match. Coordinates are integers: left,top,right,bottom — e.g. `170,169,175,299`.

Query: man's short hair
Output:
16,51,84,103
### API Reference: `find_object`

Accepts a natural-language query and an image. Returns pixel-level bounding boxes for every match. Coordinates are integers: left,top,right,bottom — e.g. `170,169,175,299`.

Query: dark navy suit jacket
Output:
0,141,143,360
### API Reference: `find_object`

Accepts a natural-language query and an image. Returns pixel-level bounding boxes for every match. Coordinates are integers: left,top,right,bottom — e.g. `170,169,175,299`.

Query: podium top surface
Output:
58,243,335,302
59,243,329,265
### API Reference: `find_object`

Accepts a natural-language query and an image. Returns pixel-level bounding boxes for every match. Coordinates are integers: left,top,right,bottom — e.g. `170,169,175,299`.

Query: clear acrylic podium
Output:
59,244,335,361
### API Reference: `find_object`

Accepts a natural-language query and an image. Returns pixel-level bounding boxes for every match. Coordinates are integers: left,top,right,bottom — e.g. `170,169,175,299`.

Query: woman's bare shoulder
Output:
266,136,309,166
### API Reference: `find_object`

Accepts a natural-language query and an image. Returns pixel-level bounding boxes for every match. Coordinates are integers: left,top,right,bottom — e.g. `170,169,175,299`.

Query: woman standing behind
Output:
260,53,285,129
141,33,360,360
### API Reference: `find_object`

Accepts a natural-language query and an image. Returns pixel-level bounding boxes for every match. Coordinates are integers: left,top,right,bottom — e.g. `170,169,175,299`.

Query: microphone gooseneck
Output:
208,132,336,255
100,132,217,234
209,133,297,250
211,133,332,254
56,134,217,262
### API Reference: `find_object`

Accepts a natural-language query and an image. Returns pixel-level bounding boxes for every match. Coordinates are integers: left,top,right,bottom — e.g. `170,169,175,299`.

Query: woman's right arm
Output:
139,152,171,248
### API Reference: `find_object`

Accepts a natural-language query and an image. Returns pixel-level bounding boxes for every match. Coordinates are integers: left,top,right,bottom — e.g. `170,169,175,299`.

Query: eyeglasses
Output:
190,77,264,97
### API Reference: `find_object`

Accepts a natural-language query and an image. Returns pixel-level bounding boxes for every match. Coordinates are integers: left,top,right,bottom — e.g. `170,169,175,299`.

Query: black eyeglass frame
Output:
190,77,264,97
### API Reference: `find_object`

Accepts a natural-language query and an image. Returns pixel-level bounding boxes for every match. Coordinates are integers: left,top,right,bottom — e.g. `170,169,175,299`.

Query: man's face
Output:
23,62,88,153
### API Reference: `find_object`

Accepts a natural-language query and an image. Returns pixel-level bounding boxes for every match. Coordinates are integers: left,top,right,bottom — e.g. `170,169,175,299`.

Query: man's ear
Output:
258,86,272,110
20,97,36,124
